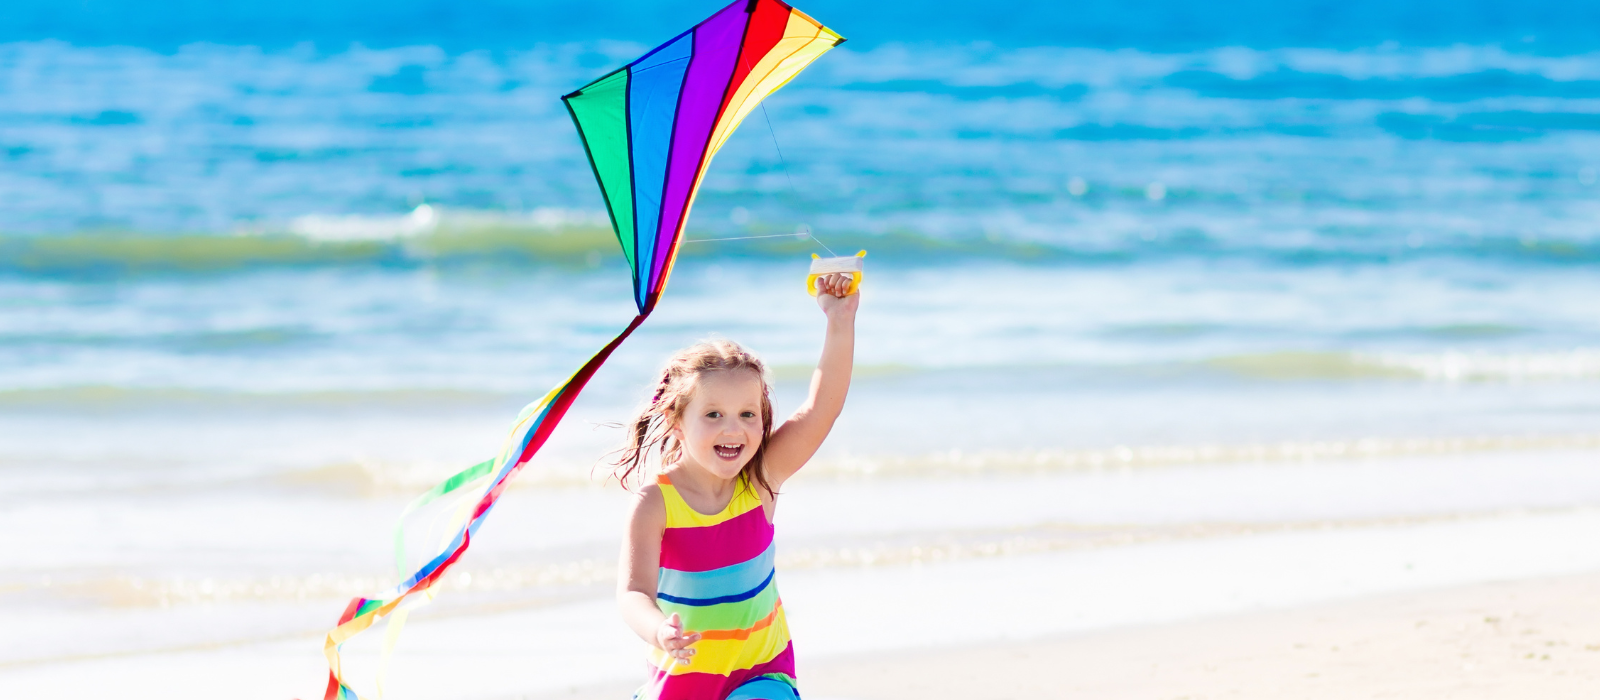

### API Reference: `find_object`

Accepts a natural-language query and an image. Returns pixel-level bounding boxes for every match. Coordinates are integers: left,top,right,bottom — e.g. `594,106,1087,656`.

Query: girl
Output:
611,273,859,700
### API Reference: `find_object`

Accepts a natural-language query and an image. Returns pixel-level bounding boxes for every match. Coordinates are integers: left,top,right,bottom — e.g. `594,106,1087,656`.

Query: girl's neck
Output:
664,459,739,497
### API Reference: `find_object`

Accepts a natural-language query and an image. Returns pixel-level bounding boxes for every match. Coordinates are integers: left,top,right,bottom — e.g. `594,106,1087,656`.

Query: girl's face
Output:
669,369,765,480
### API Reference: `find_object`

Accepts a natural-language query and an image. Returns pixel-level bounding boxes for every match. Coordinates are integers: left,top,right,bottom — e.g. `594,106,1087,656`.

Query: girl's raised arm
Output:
763,273,858,487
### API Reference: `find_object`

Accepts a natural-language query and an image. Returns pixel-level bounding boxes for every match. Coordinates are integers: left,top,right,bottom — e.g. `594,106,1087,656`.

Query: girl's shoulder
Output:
624,480,667,529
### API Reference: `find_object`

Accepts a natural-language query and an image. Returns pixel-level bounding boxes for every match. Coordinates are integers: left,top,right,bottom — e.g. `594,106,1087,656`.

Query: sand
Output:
9,453,1600,699
536,572,1600,700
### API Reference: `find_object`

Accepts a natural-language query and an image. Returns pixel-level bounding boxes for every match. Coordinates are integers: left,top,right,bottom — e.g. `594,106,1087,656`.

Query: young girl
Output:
610,273,859,700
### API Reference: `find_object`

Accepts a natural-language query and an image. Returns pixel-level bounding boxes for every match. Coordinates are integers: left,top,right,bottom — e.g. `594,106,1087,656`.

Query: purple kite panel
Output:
650,1,749,295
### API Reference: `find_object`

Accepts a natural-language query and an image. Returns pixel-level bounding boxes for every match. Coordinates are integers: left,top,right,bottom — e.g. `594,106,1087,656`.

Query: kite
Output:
320,2,844,698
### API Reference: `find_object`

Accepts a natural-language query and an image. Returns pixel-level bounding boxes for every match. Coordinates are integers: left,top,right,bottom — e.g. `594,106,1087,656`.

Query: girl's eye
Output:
706,411,721,419
740,411,756,418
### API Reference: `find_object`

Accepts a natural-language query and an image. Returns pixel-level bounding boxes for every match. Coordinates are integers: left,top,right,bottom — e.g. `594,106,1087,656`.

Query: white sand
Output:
797,572,1600,700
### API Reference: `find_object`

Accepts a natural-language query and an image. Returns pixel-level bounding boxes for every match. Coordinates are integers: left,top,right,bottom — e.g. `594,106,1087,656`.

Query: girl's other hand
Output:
657,612,701,665
814,273,859,318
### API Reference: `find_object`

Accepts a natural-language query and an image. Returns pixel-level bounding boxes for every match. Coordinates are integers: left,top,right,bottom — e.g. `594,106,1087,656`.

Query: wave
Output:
3,346,1596,415
832,44,1600,91
0,223,1093,277
807,433,1600,479
0,385,515,408
1167,69,1600,103
7,215,1600,278
0,212,619,276
1204,350,1600,382
1365,349,1600,382
262,431,1600,501
39,510,1528,614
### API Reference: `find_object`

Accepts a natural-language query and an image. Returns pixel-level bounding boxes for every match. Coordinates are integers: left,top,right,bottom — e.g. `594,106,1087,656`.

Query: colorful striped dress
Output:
639,473,797,700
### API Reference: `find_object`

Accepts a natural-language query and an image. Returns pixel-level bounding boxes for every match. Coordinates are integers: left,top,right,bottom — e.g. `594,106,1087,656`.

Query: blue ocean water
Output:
0,0,1598,449
6,0,1600,50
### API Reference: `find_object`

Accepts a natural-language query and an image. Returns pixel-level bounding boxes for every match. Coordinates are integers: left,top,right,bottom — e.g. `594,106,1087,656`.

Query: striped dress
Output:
638,472,797,700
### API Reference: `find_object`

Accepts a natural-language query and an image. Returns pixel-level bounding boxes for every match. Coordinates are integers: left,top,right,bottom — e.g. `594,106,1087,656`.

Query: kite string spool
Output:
806,249,865,296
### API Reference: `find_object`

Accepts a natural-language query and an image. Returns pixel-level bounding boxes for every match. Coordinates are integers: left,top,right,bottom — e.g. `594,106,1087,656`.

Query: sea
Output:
2,1,1599,697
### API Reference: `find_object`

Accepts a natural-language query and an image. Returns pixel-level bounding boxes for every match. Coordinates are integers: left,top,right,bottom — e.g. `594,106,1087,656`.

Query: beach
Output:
6,3,1600,698
5,439,1600,699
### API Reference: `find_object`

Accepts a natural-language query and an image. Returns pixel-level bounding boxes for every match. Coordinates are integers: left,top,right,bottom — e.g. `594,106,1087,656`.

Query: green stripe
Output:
393,458,496,574
564,69,637,274
658,580,779,632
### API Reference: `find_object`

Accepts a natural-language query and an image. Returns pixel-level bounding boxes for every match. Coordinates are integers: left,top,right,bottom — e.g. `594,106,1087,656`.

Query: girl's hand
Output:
814,273,859,318
657,613,700,665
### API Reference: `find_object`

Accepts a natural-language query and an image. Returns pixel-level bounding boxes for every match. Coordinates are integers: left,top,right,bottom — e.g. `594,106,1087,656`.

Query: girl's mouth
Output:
712,444,744,460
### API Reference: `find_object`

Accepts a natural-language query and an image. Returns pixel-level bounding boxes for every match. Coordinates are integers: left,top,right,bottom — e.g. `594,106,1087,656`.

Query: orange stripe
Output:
698,600,783,641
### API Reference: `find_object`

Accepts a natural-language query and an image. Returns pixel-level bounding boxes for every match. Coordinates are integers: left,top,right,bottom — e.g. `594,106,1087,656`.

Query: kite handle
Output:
806,250,866,296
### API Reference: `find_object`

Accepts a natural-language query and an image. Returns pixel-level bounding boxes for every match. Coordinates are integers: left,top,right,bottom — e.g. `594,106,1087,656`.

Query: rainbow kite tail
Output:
321,316,647,699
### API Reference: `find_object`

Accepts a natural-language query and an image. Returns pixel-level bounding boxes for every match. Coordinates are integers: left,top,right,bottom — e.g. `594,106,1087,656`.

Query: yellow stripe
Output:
649,607,790,676
658,477,763,528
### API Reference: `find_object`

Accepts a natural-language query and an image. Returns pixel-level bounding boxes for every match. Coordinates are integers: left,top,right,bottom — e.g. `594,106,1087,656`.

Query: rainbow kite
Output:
321,2,844,697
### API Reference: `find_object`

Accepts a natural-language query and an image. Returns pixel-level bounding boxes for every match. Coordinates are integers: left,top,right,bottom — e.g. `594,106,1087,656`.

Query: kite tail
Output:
322,314,648,700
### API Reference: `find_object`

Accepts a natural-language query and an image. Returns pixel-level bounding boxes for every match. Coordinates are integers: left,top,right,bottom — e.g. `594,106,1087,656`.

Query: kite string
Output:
760,103,837,257
682,109,837,254
681,233,811,244
682,51,837,256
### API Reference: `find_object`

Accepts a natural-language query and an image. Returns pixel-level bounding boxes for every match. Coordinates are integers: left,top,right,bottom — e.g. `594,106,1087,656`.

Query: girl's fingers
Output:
822,274,843,296
671,646,696,665
663,630,701,651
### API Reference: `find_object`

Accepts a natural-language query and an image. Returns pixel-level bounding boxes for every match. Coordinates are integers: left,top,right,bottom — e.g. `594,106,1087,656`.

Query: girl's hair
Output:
609,339,776,495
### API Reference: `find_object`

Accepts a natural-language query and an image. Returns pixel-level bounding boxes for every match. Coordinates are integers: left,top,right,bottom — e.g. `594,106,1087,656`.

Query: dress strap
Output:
655,471,763,528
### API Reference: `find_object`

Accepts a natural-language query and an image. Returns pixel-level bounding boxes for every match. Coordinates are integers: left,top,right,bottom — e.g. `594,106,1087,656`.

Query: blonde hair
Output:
608,339,776,495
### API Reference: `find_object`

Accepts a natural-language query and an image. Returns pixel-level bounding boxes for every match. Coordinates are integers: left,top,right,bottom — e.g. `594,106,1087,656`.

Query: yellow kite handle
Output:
807,250,866,296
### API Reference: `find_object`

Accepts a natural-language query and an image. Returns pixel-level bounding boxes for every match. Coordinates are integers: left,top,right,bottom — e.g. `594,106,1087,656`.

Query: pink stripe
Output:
659,506,772,573
648,642,796,700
